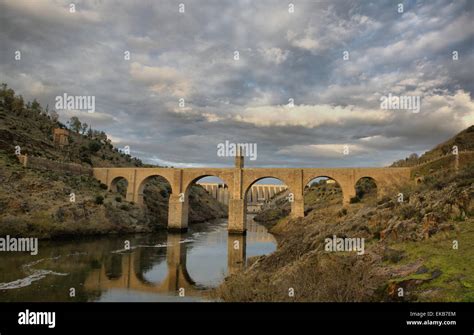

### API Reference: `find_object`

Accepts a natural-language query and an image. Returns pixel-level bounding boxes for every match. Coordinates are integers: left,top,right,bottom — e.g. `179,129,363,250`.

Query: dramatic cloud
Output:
235,105,390,128
129,62,191,97
0,0,473,168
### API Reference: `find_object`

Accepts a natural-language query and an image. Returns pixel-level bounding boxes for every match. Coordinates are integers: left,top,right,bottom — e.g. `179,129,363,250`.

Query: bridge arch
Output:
244,176,292,197
245,179,288,214
182,171,234,197
304,176,343,211
135,173,175,198
354,176,378,203
135,174,173,209
244,176,292,216
303,173,342,190
243,175,294,198
183,175,230,225
109,176,129,198
243,177,291,213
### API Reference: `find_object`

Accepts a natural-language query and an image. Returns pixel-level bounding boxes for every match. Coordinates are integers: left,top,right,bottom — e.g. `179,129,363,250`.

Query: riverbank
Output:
215,163,474,302
0,152,227,239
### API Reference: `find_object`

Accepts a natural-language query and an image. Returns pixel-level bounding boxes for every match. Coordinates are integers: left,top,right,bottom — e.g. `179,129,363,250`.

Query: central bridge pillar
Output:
228,153,246,234
228,198,246,233
168,193,188,232
227,233,246,275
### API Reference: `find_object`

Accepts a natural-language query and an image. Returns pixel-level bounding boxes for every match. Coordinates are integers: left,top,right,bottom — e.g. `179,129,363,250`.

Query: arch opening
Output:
110,177,128,199
137,175,173,228
353,177,378,203
246,177,289,222
304,176,343,213
186,175,229,224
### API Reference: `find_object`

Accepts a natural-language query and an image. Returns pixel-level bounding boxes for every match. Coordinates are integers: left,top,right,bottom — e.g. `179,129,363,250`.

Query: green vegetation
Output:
95,195,104,205
389,222,474,302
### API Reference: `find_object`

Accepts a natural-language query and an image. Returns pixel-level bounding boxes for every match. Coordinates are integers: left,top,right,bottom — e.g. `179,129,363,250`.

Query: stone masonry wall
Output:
17,154,91,176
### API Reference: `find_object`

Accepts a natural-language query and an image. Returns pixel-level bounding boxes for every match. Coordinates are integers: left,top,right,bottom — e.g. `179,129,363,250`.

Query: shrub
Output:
338,208,348,217
349,196,360,204
115,196,122,202
159,188,169,198
80,153,92,165
95,195,104,205
88,140,102,153
399,204,416,220
355,178,377,199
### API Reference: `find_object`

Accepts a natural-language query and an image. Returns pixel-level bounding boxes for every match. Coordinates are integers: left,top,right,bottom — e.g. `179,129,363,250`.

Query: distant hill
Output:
392,125,474,167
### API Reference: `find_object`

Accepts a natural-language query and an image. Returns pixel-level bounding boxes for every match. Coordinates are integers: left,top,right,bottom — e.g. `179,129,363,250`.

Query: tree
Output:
11,95,24,114
50,110,59,122
69,116,82,133
81,122,88,135
43,104,50,117
88,140,102,153
0,84,15,110
31,99,41,112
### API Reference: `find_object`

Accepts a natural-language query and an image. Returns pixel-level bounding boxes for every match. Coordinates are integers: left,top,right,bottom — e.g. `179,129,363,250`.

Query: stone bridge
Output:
93,155,411,233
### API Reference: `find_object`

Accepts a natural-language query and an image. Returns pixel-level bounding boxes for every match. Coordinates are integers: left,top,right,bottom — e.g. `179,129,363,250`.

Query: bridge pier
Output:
228,198,246,234
227,233,247,275
168,193,189,232
126,192,135,203
291,197,305,218
342,186,356,206
376,183,392,202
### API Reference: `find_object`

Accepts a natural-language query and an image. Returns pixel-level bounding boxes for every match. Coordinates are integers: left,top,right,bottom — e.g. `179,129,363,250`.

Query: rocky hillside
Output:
254,177,376,226
0,84,227,238
392,125,474,167
216,127,474,302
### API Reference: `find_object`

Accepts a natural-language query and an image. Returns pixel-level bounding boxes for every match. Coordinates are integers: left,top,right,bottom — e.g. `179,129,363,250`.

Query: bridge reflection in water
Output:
83,220,275,300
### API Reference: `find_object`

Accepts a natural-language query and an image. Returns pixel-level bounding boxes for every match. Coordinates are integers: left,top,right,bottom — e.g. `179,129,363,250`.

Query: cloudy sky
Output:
1,0,473,168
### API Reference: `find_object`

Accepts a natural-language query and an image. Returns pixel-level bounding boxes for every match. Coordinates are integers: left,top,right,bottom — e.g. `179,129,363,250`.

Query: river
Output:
0,217,276,302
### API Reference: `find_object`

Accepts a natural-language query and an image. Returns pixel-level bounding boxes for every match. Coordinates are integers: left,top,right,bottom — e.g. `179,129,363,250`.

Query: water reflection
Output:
0,218,276,302
84,233,202,298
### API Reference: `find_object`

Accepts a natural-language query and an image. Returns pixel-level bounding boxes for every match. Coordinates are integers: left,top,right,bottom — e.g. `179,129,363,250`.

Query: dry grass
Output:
214,251,385,302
